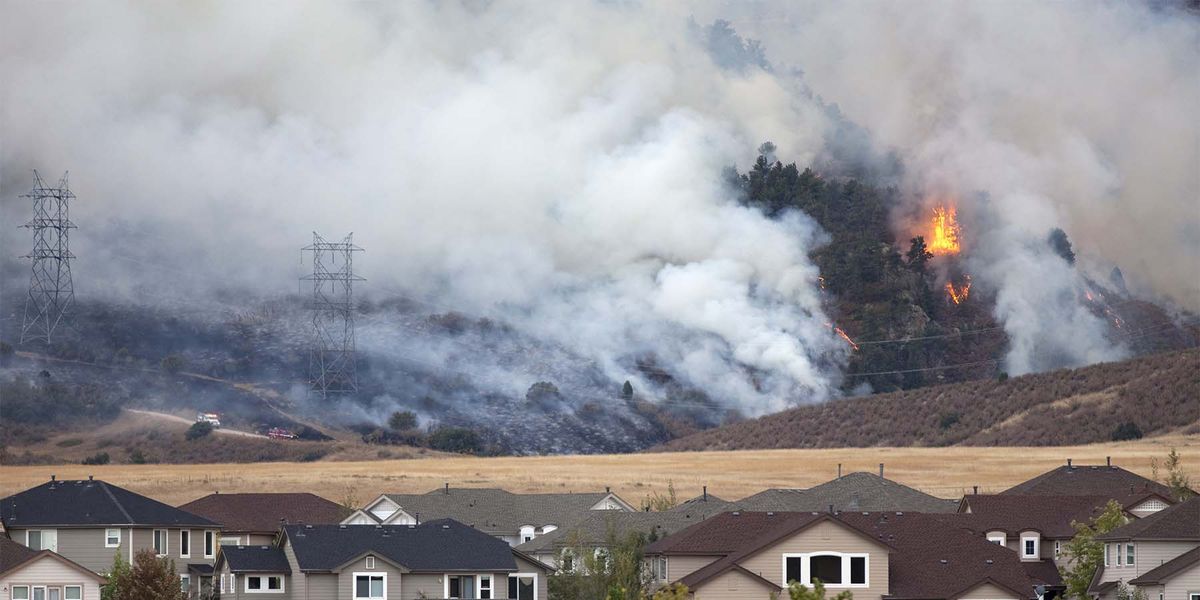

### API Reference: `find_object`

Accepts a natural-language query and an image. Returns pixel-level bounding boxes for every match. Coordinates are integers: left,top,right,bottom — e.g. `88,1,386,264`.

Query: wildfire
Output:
928,205,962,255
946,275,971,305
835,327,859,350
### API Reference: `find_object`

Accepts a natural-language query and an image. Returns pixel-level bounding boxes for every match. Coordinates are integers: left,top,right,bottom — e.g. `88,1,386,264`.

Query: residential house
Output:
213,520,553,599
1001,459,1181,517
1089,495,1200,600
644,510,1036,600
946,494,1116,597
179,493,348,546
736,471,959,513
0,477,220,597
342,486,634,546
0,535,104,600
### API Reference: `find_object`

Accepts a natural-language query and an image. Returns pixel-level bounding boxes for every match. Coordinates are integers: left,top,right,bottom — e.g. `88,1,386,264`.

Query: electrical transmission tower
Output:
301,232,363,398
20,171,76,345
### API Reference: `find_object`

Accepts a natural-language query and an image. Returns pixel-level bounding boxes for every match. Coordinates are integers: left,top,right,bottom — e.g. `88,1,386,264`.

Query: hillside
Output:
655,349,1200,452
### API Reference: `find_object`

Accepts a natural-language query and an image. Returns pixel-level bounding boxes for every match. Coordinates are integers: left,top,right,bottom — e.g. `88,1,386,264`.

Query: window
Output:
1104,543,1111,566
655,556,668,580
1054,540,1062,559
204,531,215,558
986,532,1006,546
479,575,492,600
153,529,168,556
180,530,190,558
105,528,121,548
1117,544,1123,566
1020,534,1039,559
365,555,375,569
354,573,385,599
64,587,81,600
26,529,58,552
220,536,241,546
594,548,610,572
246,575,284,593
12,586,29,600
781,554,868,587
508,574,536,600
1125,544,1135,566
520,525,536,543
181,575,190,592
561,551,575,573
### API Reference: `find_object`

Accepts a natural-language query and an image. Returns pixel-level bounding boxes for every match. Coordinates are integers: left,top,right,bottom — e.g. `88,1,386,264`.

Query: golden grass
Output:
3,435,1197,507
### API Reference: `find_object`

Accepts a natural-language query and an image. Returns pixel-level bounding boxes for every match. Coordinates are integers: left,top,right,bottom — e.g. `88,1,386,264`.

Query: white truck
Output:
196,412,222,428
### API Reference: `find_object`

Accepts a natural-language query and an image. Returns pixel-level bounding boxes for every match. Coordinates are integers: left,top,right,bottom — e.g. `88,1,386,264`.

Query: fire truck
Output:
195,412,222,428
267,427,297,440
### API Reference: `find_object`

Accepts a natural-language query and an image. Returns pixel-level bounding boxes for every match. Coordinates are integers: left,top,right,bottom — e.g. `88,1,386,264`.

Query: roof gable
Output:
1,479,217,528
1098,495,1200,541
949,494,1113,539
0,537,104,582
1129,544,1200,584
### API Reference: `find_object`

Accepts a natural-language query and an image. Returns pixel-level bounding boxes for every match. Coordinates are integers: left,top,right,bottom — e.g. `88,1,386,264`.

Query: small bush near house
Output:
427,426,483,454
1111,422,1143,441
82,452,110,465
186,421,213,441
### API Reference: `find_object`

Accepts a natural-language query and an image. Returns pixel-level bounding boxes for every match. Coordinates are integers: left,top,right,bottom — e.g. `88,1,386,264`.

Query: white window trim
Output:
480,574,492,600
181,574,190,592
1125,543,1135,566
365,555,375,569
508,573,539,600
11,585,29,600
780,552,870,588
153,529,168,556
179,530,191,558
1020,533,1040,559
986,531,1006,546
220,535,243,546
64,586,81,600
105,528,121,548
245,574,285,594
353,571,386,600
445,574,490,599
204,531,216,558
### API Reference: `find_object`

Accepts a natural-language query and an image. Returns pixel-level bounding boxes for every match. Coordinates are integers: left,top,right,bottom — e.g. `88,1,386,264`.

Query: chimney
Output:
1107,456,1112,467
88,475,93,481
50,475,55,481
444,482,449,495
703,486,708,501
879,463,884,478
1067,458,1073,469
973,485,978,495
605,486,610,494
837,464,842,479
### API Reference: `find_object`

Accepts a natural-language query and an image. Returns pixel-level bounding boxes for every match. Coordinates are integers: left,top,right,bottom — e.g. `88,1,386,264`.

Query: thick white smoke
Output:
0,2,846,414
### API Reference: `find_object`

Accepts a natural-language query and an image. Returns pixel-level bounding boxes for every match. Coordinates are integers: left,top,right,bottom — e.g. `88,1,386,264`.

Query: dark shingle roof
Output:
647,511,1034,599
1001,465,1177,501
514,510,714,554
1,480,217,528
0,535,39,574
379,488,626,534
1129,545,1200,584
221,545,293,574
736,472,958,513
180,493,346,534
1097,495,1200,541
948,495,1112,539
284,520,518,573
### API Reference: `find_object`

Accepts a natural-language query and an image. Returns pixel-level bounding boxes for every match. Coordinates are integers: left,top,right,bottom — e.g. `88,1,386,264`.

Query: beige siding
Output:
736,520,889,600
304,574,337,600
958,582,1022,600
692,568,775,600
1100,541,1199,583
515,553,550,600
336,556,403,600
667,555,722,582
0,556,102,600
1163,562,1200,598
398,573,443,600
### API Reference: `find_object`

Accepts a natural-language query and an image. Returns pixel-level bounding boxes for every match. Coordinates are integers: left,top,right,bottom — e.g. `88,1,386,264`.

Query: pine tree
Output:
1060,500,1126,599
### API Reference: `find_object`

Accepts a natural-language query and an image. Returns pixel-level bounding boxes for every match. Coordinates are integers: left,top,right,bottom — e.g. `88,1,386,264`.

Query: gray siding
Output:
304,573,337,600
336,556,403,600
10,527,216,576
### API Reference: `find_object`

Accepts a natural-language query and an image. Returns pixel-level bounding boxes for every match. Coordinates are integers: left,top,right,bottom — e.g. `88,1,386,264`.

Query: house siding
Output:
515,553,550,600
1101,542,1199,582
736,520,889,599
691,568,775,600
397,573,442,600
336,556,403,600
9,527,215,576
1161,562,1200,598
958,582,1022,600
0,556,102,600
281,540,307,600
666,555,721,582
304,573,337,600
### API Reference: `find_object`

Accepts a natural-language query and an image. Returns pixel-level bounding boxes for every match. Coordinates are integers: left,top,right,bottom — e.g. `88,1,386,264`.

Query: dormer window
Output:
519,525,535,543
986,531,1006,546
1020,532,1039,559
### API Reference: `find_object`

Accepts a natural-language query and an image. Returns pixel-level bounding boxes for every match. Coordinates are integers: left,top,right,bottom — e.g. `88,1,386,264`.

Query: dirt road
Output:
123,409,268,439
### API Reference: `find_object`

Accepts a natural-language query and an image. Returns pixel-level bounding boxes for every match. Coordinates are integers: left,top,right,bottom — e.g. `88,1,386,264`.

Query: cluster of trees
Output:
355,410,486,455
0,378,123,440
103,550,187,600
730,146,1002,393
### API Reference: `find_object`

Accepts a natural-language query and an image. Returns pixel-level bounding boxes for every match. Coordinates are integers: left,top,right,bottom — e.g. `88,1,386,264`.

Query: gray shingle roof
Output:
380,488,626,534
736,472,958,513
221,545,293,574
1,479,217,528
0,535,39,575
284,520,519,573
514,509,715,554
1097,495,1200,541
1001,464,1178,500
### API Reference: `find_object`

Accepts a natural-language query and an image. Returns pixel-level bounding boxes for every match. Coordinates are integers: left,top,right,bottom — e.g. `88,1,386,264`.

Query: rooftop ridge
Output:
98,481,134,525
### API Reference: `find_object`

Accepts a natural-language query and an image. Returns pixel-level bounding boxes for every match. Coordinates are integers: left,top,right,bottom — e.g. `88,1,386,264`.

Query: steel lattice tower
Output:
301,232,364,398
20,171,76,345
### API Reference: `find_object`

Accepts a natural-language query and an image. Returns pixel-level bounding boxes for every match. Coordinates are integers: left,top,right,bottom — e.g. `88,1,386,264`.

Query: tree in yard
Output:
1155,447,1195,501
105,549,185,600
1115,581,1148,600
549,528,649,600
640,481,678,512
101,551,132,600
650,583,689,600
1060,499,1126,599
905,236,933,274
771,580,854,600
387,410,418,431
186,421,213,441
1048,228,1076,265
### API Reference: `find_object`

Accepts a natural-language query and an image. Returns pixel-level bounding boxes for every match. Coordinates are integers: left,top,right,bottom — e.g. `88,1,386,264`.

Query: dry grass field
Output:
3,435,1197,507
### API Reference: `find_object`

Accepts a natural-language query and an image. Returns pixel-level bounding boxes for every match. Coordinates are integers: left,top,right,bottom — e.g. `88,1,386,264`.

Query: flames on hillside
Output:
927,205,962,256
946,275,972,305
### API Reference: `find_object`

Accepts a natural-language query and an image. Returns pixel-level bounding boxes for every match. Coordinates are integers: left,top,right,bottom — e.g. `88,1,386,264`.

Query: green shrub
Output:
82,452,110,465
56,438,83,448
427,427,483,454
186,421,214,441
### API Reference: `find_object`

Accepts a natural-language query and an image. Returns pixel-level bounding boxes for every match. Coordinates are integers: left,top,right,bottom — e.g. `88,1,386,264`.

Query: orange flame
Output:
928,206,962,255
835,327,859,350
946,275,971,304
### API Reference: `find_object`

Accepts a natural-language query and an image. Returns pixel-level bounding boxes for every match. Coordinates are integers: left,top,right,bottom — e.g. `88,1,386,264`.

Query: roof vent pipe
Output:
973,485,978,495
50,474,55,481
444,482,449,495
838,464,842,479
88,475,94,481
1067,458,1073,468
703,486,708,501
879,463,884,478
1107,456,1112,467
606,486,610,494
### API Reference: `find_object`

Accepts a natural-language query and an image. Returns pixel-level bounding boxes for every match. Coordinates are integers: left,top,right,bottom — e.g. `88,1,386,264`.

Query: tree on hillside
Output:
186,421,213,441
1048,228,1076,265
1060,499,1126,599
905,236,933,274
105,549,185,600
388,410,417,431
1153,447,1194,501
